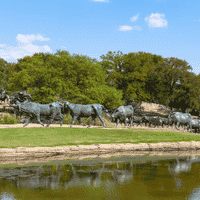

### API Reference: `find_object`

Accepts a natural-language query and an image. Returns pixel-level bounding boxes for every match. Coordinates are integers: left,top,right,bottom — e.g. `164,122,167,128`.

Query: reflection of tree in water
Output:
168,157,195,175
0,161,134,189
108,162,133,185
69,162,134,188
1,159,184,190
167,156,200,192
168,156,200,191
174,176,183,189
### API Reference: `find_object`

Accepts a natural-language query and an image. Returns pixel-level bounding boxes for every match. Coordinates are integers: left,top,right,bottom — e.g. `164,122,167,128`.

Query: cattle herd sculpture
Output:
0,88,199,132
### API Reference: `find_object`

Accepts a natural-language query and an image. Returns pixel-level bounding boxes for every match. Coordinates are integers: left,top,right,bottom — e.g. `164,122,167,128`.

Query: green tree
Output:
55,50,124,107
146,57,193,110
7,53,62,103
178,72,200,113
6,50,126,107
100,51,164,104
100,50,125,89
122,52,163,103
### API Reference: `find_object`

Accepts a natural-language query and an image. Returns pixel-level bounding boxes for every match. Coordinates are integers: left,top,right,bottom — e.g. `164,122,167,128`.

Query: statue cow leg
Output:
77,117,85,126
188,123,193,133
116,118,119,128
130,117,133,127
46,118,53,128
59,113,64,126
70,116,78,128
23,117,31,127
128,118,131,127
149,122,151,127
124,118,127,128
97,115,105,128
126,117,132,127
174,122,179,131
35,114,44,127
183,124,188,132
167,122,174,128
87,117,95,128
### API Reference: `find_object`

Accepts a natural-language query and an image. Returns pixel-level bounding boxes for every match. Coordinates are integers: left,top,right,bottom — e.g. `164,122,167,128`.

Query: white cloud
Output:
119,25,133,31
16,34,50,45
0,34,52,63
119,25,142,31
0,44,7,48
145,13,167,27
130,14,139,22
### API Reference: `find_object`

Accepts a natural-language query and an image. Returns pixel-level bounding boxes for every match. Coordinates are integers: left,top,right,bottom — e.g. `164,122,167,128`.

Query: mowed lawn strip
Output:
0,127,200,148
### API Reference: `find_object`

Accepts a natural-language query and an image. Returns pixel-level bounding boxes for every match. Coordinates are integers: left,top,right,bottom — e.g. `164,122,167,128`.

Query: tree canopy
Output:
2,49,200,113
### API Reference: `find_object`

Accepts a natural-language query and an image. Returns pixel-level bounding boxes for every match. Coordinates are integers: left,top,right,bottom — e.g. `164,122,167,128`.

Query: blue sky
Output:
1,0,200,75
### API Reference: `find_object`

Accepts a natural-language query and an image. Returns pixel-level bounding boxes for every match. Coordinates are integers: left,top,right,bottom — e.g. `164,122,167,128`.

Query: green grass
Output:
0,127,200,148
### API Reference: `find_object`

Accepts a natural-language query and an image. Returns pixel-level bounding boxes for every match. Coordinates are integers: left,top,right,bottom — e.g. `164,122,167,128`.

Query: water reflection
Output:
168,157,192,174
1,156,200,199
0,192,16,200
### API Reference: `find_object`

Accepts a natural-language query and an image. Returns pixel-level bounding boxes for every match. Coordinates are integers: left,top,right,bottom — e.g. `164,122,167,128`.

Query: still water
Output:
1,155,200,200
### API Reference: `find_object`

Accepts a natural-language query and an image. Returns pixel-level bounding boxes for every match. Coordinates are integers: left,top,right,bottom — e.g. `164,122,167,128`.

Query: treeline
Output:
0,50,200,115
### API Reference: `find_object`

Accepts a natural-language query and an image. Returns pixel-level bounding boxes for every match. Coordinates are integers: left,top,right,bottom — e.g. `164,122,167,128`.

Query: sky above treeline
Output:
1,0,200,75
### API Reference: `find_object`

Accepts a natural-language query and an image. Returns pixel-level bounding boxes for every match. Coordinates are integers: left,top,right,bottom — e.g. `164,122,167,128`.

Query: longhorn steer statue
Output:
63,101,107,128
148,116,163,128
142,116,169,128
190,118,200,133
141,116,149,127
141,116,162,128
9,100,64,127
62,102,86,126
112,117,132,127
132,116,143,127
160,117,173,128
168,112,192,132
111,105,134,128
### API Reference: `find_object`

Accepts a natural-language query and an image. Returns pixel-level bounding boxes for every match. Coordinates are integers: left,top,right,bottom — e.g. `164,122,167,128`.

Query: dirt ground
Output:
0,123,197,135
1,138,200,165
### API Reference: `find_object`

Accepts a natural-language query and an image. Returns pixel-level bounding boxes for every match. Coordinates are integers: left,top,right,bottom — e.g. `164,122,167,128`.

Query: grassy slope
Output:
1,127,200,148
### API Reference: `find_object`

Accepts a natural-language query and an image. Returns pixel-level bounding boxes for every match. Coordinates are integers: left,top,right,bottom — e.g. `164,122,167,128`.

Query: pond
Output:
0,155,200,200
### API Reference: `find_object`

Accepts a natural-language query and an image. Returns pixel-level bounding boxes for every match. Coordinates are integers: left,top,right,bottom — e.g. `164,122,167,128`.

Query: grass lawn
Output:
1,127,200,148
